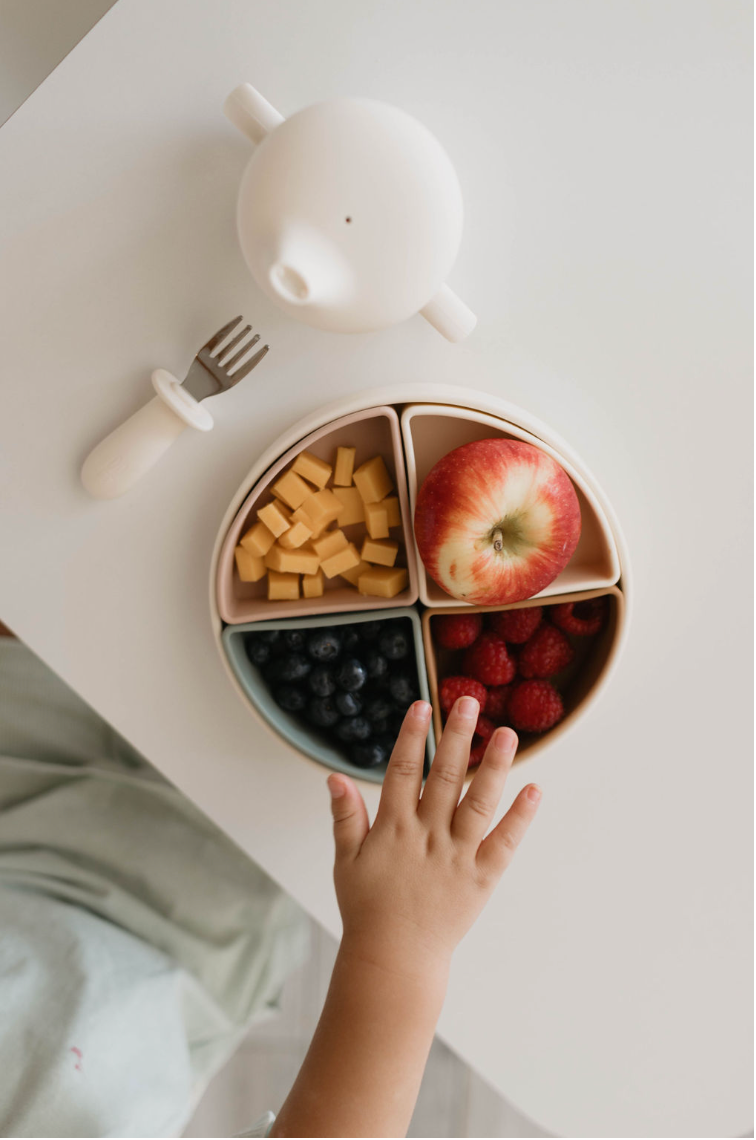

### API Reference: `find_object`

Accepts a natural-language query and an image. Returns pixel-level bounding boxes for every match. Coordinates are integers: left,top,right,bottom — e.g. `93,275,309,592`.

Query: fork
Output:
81,317,269,499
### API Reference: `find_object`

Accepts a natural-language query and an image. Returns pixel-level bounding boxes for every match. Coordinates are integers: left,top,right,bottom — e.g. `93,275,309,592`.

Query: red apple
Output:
414,439,581,605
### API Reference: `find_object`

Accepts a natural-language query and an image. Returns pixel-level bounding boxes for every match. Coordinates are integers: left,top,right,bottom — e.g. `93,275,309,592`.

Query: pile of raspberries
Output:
434,597,607,767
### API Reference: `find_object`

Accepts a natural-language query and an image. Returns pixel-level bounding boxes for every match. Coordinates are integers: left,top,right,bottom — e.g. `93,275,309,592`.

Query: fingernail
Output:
458,696,479,720
493,727,517,755
526,784,542,803
411,700,431,721
328,775,347,799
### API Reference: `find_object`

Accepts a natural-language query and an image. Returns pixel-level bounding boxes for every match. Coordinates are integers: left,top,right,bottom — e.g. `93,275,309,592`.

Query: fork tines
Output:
201,316,269,385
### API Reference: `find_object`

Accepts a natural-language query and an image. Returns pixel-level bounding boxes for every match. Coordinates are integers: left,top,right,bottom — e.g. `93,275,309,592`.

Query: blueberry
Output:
336,658,368,692
364,696,393,724
277,653,312,683
335,716,372,742
307,629,342,662
358,621,382,641
379,625,411,660
369,717,390,736
365,651,388,681
389,673,417,710
336,691,363,716
308,665,337,697
377,732,397,756
306,697,341,728
390,709,408,736
351,740,389,768
274,685,307,712
245,637,271,666
283,629,307,652
257,630,282,644
340,627,362,654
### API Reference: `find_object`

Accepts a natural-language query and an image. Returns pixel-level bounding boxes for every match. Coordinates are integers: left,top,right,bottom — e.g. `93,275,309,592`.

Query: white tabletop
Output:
0,1,751,1135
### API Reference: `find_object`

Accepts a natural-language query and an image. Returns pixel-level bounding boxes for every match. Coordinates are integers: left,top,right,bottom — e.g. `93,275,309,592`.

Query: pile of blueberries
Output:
245,620,420,768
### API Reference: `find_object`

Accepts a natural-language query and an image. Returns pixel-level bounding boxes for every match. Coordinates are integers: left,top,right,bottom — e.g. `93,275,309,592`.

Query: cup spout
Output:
266,229,353,308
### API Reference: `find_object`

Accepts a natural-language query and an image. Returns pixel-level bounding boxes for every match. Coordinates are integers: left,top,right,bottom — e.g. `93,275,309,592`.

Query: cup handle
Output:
420,284,477,343
224,83,285,146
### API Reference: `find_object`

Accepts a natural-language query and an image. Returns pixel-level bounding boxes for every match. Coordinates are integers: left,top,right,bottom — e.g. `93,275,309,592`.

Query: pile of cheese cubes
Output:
234,446,409,601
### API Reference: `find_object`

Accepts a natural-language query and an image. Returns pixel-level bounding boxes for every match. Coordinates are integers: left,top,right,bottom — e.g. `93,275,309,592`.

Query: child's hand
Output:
328,696,541,980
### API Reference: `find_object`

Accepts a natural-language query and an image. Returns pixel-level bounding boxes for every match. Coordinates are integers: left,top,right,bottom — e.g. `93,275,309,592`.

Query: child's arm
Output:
270,696,541,1139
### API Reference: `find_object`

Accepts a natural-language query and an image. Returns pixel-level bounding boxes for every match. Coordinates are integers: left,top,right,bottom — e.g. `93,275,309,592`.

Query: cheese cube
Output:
332,486,365,526
357,566,408,598
240,520,276,557
339,558,371,586
353,455,393,503
234,546,266,582
265,543,320,575
364,501,389,539
360,537,399,567
267,570,300,600
321,542,361,579
257,500,291,538
271,470,312,509
312,528,348,560
383,496,402,528
302,488,343,528
278,520,313,549
333,446,356,485
290,504,320,536
292,450,332,489
302,567,325,598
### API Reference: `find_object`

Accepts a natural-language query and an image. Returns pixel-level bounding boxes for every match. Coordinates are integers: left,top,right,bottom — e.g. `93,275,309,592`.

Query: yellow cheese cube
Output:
383,496,402,528
240,520,276,557
302,488,343,528
339,558,371,586
333,446,356,486
257,500,291,538
332,486,365,526
265,543,320,575
278,520,313,549
312,528,348,560
357,566,408,598
292,450,332,489
267,570,300,600
353,455,393,503
360,537,399,567
271,469,312,509
321,542,361,579
364,501,389,539
302,567,325,598
234,546,266,582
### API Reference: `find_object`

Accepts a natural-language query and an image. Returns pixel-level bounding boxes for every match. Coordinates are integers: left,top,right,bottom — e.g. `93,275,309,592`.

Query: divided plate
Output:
210,385,631,781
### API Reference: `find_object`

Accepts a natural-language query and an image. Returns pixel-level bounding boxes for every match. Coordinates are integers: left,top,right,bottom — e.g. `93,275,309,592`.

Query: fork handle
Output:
81,370,214,499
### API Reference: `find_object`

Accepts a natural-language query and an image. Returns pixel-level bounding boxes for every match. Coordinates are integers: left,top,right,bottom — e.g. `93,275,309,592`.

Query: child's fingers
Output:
477,783,542,878
418,696,479,825
452,727,518,846
376,701,431,821
328,774,370,860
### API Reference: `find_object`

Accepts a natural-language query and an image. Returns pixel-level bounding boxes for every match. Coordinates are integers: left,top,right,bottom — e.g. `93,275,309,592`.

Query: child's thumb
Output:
327,774,369,859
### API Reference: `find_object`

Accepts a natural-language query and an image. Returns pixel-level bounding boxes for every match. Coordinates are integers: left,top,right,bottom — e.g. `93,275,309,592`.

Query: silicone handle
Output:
420,284,477,343
224,83,285,145
80,371,213,500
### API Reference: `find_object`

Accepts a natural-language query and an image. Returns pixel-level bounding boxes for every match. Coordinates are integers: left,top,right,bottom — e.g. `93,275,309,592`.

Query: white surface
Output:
0,2,751,1136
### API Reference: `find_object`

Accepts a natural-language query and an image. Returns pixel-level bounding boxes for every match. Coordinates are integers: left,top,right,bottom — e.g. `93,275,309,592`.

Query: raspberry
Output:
484,685,511,720
518,625,574,679
508,680,564,732
468,741,488,768
474,714,496,741
433,614,483,650
550,597,608,636
488,606,543,644
439,676,488,715
463,633,516,686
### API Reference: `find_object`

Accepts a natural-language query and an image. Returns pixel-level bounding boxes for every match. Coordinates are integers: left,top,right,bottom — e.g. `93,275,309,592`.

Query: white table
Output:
0,2,751,1135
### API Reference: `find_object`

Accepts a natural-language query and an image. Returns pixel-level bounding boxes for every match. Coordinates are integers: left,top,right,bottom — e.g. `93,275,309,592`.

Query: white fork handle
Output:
80,370,214,499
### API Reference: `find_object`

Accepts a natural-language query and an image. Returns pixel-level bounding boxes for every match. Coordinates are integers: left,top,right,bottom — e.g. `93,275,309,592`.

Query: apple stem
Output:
492,528,504,553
